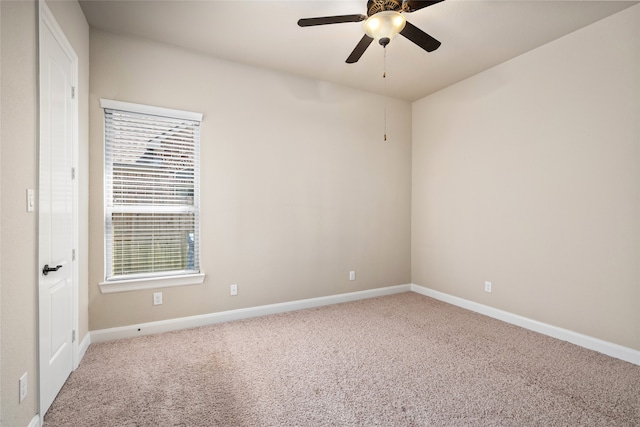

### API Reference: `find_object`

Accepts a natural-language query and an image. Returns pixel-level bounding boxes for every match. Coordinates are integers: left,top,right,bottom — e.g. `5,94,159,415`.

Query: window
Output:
100,99,204,293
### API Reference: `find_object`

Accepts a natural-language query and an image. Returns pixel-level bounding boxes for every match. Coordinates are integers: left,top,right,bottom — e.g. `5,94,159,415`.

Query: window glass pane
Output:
111,212,195,276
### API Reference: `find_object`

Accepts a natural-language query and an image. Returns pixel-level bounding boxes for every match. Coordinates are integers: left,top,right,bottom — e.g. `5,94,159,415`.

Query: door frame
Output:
38,0,79,419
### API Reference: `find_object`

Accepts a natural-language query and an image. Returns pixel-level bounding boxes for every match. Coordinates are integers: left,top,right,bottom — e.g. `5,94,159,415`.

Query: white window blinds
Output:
103,100,201,281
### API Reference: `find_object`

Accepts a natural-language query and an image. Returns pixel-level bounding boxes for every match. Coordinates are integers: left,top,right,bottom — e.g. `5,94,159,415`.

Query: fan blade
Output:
399,21,441,52
403,0,445,13
298,14,366,27
346,35,374,63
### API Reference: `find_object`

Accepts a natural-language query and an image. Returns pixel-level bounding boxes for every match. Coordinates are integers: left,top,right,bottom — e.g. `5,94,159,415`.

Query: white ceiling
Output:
78,0,637,102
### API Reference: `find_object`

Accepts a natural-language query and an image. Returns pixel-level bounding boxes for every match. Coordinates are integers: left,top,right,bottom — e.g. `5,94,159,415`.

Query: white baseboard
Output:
28,414,40,427
89,283,639,366
91,284,411,343
411,284,640,366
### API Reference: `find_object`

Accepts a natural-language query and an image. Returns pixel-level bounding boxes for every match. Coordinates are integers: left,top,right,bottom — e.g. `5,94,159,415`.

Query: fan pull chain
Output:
383,46,387,142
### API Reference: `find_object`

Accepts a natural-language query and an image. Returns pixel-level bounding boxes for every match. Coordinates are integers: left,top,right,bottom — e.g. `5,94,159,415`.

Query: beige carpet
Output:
45,292,640,426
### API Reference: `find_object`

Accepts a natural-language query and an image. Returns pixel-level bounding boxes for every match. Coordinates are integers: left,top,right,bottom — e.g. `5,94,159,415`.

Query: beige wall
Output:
412,5,640,350
88,30,412,330
0,0,89,424
0,0,3,419
1,2,39,424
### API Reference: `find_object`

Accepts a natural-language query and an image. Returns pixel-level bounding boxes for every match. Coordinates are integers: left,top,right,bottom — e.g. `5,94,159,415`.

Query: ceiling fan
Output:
298,0,444,63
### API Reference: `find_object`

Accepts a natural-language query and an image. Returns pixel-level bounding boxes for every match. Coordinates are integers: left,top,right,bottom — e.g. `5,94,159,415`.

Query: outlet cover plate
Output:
485,281,492,292
230,284,238,296
19,372,27,402
153,292,163,305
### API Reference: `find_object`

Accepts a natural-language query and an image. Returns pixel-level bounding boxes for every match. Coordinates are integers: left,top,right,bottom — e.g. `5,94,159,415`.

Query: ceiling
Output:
78,0,637,102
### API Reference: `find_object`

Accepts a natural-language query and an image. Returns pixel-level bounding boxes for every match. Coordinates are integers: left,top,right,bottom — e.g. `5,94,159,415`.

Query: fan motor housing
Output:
367,0,404,16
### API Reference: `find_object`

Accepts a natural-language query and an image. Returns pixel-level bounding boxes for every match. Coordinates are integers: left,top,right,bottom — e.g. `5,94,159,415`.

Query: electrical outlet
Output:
230,284,238,296
349,271,356,281
153,292,163,305
485,281,492,293
19,372,27,403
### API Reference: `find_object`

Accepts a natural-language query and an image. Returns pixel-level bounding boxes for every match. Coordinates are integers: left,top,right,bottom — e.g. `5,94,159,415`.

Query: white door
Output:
39,4,77,416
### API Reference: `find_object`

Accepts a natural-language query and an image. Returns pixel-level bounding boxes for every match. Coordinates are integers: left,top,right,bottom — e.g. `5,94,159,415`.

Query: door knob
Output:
42,264,63,276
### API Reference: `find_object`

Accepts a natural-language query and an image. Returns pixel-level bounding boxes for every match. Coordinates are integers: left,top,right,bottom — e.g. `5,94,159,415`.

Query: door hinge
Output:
72,249,76,261
71,167,76,180
71,86,76,99
72,330,76,343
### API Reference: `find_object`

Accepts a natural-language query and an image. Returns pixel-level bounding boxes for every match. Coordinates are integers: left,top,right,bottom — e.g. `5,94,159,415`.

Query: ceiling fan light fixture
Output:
364,11,406,45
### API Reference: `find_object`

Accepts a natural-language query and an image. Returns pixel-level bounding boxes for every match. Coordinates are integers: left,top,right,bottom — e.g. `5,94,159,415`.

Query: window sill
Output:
99,273,205,294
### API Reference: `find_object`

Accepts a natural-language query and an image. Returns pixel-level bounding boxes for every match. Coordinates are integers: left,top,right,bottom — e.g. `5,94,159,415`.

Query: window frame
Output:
98,99,205,294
